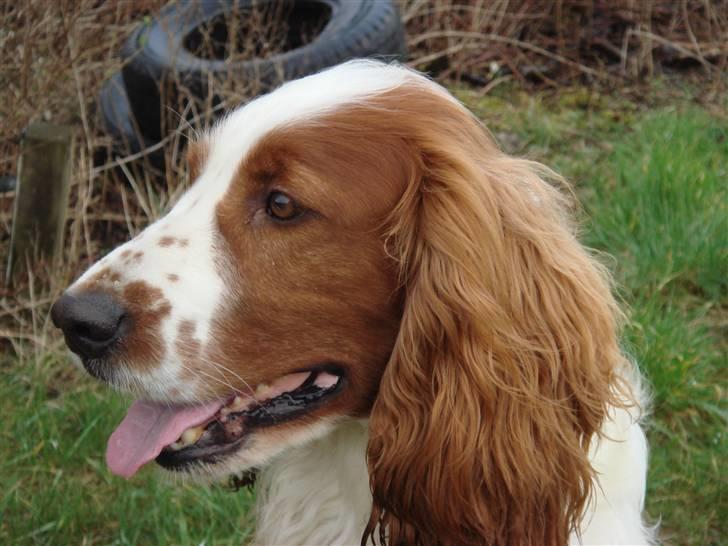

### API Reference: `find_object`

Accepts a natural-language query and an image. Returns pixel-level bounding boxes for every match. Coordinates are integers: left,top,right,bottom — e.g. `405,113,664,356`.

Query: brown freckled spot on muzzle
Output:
89,267,111,283
120,281,172,370
176,320,204,383
120,249,143,265
179,238,189,247
167,273,179,282
177,320,200,355
80,267,115,291
159,236,176,247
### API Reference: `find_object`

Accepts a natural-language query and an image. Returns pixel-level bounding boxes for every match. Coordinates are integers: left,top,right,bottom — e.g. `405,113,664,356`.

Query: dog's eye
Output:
266,191,302,221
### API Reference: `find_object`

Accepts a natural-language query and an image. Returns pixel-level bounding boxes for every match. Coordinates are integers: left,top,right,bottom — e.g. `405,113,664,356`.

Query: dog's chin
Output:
75,360,177,405
70,351,158,399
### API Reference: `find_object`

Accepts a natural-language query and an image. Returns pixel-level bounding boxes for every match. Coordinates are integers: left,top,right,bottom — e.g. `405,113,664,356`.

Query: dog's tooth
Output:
255,384,270,398
228,395,246,411
170,441,184,451
181,426,204,446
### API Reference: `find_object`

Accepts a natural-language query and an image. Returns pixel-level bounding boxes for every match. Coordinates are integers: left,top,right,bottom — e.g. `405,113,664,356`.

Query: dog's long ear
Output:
364,90,634,546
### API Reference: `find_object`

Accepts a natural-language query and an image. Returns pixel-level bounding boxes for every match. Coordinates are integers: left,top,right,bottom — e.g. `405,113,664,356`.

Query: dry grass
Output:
404,0,727,89
2,1,167,298
2,0,725,176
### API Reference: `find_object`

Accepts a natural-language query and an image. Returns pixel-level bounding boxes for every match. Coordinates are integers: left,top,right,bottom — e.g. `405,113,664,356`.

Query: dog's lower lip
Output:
155,367,345,471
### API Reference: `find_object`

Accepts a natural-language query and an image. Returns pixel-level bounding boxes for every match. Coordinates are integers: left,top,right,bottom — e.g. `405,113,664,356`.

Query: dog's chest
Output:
254,421,372,546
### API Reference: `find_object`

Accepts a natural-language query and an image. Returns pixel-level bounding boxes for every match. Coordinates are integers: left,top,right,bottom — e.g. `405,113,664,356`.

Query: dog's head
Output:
53,61,632,545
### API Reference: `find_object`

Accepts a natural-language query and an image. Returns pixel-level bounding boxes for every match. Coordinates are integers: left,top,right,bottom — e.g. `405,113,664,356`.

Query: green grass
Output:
589,111,727,545
3,88,726,544
1,351,255,545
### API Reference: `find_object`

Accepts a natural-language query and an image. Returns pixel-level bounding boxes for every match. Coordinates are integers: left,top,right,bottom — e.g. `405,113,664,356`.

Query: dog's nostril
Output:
51,291,127,359
73,318,122,343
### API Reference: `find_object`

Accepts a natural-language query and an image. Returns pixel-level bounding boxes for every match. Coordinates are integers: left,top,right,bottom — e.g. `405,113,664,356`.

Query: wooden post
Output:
6,122,73,282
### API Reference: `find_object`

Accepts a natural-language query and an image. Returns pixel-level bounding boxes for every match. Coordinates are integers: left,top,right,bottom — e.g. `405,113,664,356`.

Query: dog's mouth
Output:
106,366,344,478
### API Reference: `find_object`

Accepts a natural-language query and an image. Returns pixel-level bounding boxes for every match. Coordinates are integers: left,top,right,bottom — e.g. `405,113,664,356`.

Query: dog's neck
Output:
254,420,372,546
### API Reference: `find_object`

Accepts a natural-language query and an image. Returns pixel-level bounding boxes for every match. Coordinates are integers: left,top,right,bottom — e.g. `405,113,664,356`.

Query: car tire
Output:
119,0,407,141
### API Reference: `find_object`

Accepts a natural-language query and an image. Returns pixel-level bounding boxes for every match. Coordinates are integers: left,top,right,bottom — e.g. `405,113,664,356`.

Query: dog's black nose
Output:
51,292,127,359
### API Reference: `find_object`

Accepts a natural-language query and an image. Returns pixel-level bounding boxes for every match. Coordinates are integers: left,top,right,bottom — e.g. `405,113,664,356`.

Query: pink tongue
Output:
106,399,223,479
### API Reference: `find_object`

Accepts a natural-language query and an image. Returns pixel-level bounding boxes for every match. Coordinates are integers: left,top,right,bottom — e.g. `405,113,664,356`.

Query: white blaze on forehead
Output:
69,61,431,401
202,60,417,185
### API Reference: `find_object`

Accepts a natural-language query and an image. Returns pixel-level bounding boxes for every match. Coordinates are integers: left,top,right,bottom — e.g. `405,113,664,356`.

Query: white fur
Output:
255,420,373,546
574,408,654,545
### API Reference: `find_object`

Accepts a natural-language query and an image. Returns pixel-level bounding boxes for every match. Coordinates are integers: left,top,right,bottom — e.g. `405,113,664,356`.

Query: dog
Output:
52,60,653,545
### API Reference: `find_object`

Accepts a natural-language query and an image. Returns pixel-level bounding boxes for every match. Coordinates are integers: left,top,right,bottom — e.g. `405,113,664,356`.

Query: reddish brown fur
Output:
186,140,209,182
82,266,112,288
354,87,632,546
175,319,202,371
158,236,176,247
117,281,171,372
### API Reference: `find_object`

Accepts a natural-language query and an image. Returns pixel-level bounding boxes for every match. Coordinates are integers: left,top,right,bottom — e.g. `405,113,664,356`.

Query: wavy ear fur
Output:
364,86,634,546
